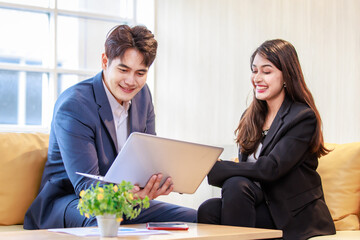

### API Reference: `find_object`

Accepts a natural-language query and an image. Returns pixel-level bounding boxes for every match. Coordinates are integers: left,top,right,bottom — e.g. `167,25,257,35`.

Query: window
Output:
0,0,154,132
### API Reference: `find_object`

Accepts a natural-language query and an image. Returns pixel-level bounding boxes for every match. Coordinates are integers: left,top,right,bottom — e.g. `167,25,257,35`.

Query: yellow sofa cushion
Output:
317,142,360,230
0,132,49,225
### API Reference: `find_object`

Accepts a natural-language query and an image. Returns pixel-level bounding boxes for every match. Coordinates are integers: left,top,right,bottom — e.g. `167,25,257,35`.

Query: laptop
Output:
76,132,223,194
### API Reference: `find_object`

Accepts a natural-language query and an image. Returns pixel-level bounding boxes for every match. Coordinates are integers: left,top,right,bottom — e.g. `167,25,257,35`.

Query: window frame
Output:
0,0,138,132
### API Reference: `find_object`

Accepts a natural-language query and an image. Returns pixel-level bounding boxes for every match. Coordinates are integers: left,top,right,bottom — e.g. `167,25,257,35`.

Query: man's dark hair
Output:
105,25,157,67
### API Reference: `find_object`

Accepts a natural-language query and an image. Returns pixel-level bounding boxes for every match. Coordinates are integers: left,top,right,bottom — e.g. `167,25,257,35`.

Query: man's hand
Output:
131,174,173,200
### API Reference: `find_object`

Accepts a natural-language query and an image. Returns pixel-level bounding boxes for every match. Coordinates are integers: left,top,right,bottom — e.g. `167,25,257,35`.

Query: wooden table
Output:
0,223,282,240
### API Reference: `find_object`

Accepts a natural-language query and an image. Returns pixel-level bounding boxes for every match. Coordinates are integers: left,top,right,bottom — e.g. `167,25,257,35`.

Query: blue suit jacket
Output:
24,72,156,229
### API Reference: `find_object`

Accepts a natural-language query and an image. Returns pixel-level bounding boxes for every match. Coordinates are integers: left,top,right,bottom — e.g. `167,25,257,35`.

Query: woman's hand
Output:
131,174,173,200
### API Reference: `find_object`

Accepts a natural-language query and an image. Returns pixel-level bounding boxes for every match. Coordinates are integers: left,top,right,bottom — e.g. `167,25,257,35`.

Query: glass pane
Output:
0,0,50,8
58,73,94,97
0,70,19,124
0,8,50,67
57,16,125,71
58,0,134,18
26,72,43,125
136,0,155,32
0,70,47,126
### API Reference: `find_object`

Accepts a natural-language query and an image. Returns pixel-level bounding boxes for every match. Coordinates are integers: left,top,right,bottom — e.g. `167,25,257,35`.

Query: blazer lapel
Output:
260,97,292,154
93,72,118,152
128,99,139,133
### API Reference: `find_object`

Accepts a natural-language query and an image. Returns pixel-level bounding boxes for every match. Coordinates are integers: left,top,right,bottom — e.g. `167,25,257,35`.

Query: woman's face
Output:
251,53,285,105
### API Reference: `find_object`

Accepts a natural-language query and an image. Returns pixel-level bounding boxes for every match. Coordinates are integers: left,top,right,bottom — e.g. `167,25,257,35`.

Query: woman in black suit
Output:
197,39,335,240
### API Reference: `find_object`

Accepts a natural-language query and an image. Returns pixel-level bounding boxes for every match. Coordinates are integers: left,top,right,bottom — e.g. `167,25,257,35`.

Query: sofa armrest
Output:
317,142,360,231
0,132,49,226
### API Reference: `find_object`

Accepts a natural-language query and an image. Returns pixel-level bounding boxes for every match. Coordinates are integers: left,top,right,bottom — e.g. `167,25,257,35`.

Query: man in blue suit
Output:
24,25,197,229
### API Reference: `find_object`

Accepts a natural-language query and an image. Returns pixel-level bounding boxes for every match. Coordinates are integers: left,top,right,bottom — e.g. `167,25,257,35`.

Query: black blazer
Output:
208,97,335,240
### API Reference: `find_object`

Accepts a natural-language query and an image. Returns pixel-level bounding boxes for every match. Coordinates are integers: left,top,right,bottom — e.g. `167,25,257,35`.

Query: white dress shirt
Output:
247,143,262,187
102,80,130,153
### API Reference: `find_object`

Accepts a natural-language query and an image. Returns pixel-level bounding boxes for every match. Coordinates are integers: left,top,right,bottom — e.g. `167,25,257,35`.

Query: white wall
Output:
154,0,360,209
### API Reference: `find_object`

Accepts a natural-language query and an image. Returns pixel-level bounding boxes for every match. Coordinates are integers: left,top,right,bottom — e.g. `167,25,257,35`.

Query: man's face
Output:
102,48,149,105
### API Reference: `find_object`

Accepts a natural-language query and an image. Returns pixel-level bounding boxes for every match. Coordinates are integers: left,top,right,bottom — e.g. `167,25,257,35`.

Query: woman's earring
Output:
283,82,286,88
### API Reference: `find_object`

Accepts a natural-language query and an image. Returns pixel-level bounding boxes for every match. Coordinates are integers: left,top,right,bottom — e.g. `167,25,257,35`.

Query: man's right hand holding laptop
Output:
131,174,174,200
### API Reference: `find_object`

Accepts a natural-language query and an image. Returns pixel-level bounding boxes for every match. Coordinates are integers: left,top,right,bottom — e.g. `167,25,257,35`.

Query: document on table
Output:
48,227,170,237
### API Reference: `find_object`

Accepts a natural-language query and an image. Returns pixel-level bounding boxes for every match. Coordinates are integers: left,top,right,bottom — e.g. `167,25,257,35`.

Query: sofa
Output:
0,132,49,231
0,132,359,239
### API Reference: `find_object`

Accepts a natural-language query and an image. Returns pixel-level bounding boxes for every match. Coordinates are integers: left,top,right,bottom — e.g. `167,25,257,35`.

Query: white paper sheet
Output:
48,227,170,237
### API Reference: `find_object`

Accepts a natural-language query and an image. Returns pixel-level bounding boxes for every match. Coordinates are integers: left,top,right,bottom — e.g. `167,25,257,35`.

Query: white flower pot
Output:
96,214,120,237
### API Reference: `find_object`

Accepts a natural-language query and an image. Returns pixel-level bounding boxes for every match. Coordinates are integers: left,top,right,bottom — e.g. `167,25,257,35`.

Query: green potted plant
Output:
77,181,150,237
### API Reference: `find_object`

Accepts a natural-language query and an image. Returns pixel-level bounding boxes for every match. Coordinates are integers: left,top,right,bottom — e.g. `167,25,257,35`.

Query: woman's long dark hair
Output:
235,39,329,158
